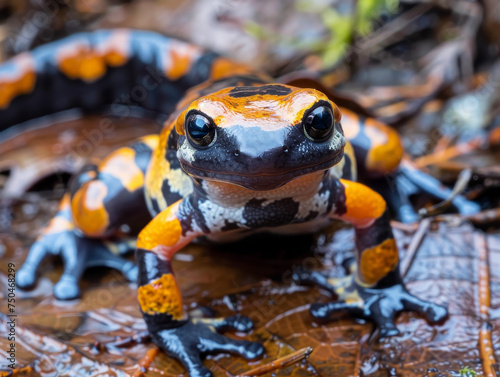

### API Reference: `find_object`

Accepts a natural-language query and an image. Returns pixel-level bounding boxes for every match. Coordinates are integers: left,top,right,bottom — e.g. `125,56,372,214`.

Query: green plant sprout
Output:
459,366,477,377
245,0,399,68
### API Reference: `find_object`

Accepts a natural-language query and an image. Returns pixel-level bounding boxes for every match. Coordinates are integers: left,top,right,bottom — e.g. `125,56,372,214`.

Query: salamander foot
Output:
150,316,264,377
17,231,137,300
292,269,447,337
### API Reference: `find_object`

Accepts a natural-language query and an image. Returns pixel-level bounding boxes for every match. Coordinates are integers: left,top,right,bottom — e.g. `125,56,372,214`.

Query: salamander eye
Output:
186,113,216,147
303,105,334,141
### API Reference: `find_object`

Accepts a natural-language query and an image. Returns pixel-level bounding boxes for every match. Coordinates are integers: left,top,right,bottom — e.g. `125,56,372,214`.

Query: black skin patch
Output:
355,211,393,252
166,128,179,152
177,196,210,236
341,153,355,181
243,198,299,228
131,141,153,156
148,197,163,217
179,51,219,86
160,177,184,211
166,132,182,170
136,248,173,285
221,220,241,232
69,163,98,198
304,211,319,221
99,173,152,234
195,75,268,99
229,84,292,98
325,178,347,216
347,116,371,177
133,142,156,172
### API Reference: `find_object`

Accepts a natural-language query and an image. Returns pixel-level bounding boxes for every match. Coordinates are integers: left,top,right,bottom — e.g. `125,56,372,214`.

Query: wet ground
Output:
1,0,500,376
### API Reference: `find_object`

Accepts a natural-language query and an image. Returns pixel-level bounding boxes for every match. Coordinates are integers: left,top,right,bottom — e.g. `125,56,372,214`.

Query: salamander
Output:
0,29,472,376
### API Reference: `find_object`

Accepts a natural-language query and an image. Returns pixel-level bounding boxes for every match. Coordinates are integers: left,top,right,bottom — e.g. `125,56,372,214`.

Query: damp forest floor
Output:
2,0,500,376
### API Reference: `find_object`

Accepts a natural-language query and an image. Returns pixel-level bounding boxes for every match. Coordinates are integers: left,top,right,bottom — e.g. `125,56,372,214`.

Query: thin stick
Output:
475,232,497,377
414,138,483,168
105,331,150,350
133,346,160,377
400,218,431,278
239,347,313,377
390,220,418,233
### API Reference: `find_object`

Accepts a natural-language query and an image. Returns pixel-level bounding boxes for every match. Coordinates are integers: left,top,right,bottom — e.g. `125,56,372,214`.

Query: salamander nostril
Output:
234,150,240,157
283,146,289,153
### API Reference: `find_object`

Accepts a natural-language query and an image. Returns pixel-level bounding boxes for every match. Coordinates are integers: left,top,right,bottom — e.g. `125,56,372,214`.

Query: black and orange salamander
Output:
0,30,479,376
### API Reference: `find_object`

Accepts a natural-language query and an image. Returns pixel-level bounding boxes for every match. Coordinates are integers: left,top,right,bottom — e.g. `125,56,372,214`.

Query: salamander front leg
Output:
294,179,448,337
17,195,137,299
18,138,157,299
136,200,264,377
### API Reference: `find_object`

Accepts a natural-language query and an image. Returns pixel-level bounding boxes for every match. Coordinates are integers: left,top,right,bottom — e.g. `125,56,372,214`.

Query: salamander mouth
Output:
180,149,344,191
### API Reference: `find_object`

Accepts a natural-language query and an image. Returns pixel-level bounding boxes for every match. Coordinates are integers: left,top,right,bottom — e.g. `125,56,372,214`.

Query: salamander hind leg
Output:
293,179,448,337
17,136,157,300
341,109,480,222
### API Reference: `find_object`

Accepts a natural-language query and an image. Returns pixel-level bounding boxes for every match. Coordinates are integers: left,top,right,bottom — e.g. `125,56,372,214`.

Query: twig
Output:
400,218,431,278
465,208,500,225
418,168,473,218
133,346,160,377
239,347,313,377
414,138,484,168
355,3,433,55
390,220,419,233
475,232,497,377
104,331,150,350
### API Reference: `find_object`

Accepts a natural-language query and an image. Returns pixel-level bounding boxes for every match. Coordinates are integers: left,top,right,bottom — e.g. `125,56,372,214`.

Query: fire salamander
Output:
1,29,478,377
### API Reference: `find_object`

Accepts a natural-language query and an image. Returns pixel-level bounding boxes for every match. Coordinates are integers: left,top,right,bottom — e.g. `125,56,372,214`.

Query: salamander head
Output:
174,84,346,191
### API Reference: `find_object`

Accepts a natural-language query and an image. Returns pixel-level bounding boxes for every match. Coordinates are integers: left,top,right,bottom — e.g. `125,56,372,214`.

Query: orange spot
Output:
340,108,361,140
340,179,386,227
59,49,107,82
140,134,159,150
210,58,259,80
79,54,107,81
358,238,398,285
137,201,183,253
71,180,110,237
364,118,403,174
138,273,185,319
18,70,36,92
165,43,201,81
100,147,144,192
57,38,128,82
58,53,81,79
103,50,128,67
341,108,403,175
489,127,500,146
0,82,15,108
0,70,36,109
